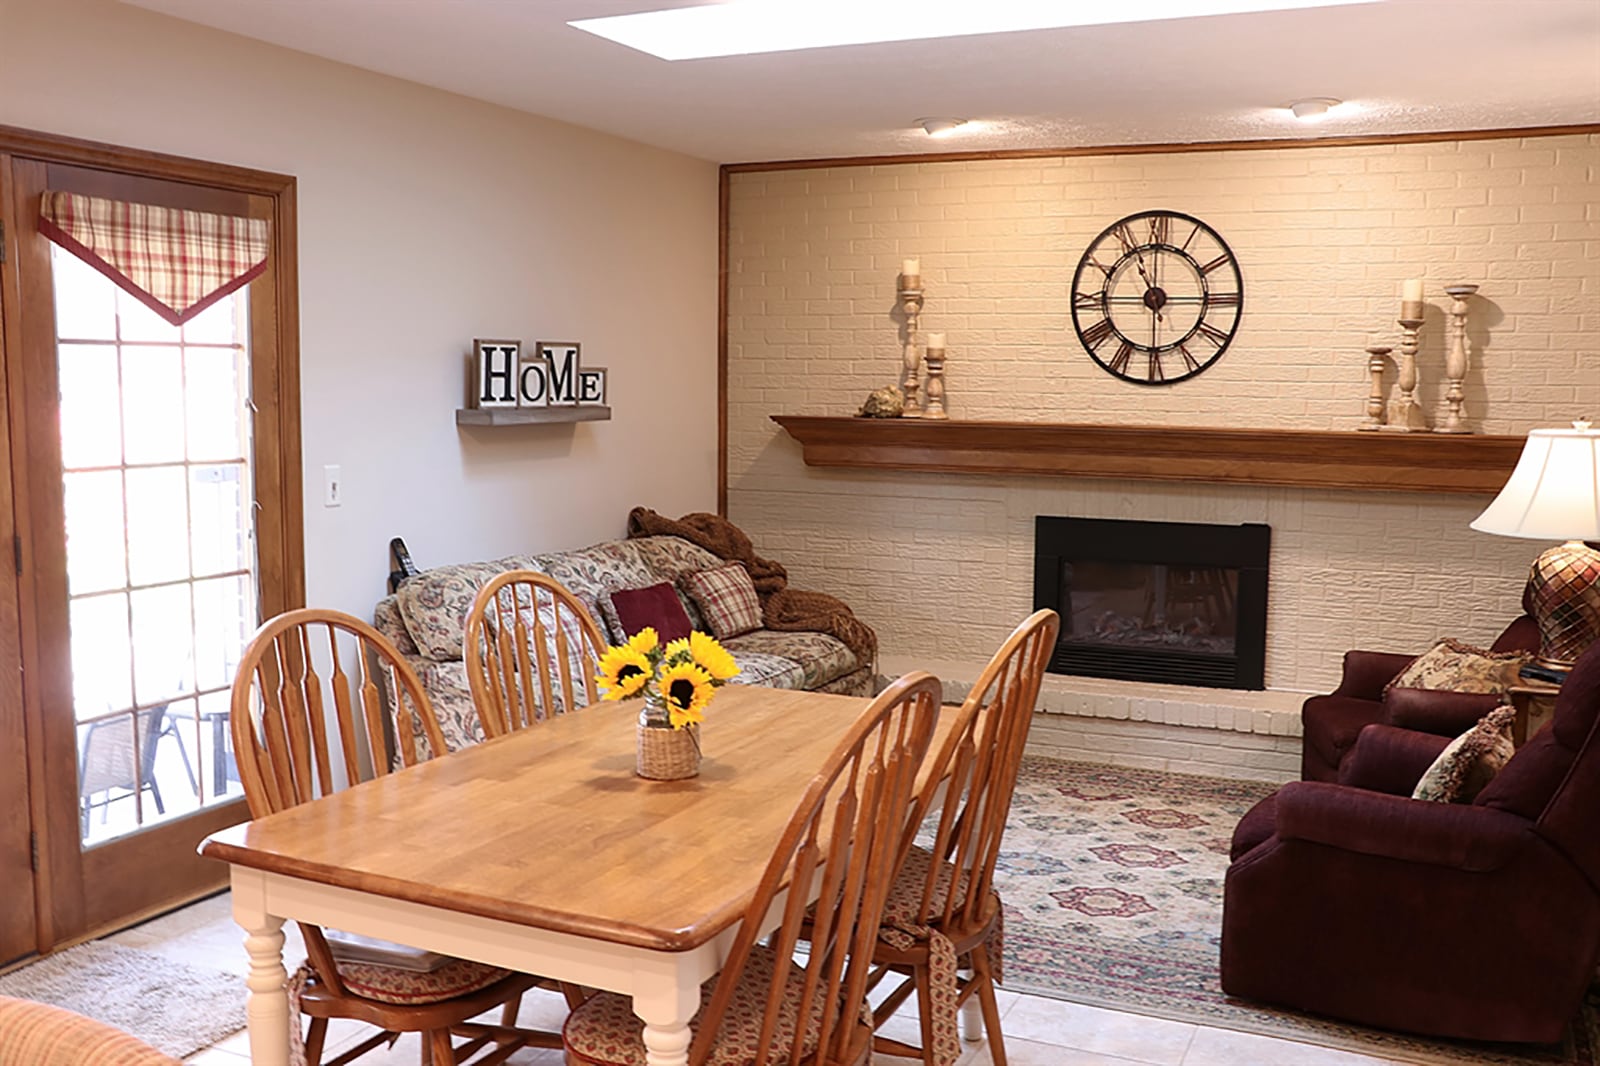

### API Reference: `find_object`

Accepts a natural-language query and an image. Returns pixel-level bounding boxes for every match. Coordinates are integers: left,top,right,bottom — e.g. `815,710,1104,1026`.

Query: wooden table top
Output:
202,685,950,952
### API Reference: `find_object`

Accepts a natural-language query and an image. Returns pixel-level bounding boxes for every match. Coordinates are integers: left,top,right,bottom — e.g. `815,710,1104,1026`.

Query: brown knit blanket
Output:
627,507,877,669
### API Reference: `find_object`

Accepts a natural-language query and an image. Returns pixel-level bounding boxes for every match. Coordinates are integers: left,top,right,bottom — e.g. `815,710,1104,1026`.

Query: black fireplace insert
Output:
1033,516,1269,690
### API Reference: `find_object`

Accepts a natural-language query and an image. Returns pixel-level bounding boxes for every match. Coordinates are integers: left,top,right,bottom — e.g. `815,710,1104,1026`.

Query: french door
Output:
0,127,301,954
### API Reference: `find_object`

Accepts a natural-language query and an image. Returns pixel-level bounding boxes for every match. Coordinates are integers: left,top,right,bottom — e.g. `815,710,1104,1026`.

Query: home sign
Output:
475,338,607,408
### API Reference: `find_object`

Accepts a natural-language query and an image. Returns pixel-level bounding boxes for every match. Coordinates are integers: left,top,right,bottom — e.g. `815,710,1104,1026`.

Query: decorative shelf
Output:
770,416,1524,495
456,406,611,426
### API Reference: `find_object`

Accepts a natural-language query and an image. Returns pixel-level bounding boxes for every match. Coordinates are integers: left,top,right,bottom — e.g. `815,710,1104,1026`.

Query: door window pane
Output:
70,593,132,719
63,470,126,595
130,584,192,706
58,344,122,469
124,466,189,587
121,346,185,465
51,247,116,341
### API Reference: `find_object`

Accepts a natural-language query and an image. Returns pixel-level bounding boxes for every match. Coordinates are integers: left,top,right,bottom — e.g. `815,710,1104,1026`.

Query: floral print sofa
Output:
372,535,874,752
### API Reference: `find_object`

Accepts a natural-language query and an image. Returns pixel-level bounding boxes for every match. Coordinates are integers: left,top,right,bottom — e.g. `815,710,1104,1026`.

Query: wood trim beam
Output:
723,123,1600,174
770,416,1524,495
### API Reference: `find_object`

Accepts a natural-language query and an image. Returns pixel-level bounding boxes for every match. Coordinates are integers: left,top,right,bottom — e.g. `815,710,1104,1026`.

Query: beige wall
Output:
726,134,1600,693
0,0,719,619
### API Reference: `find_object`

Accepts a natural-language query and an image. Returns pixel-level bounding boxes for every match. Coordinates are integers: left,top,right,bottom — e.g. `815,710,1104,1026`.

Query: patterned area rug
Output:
999,757,1599,1066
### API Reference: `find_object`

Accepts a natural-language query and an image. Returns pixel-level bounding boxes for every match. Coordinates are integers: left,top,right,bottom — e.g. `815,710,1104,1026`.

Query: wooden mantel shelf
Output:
770,416,1524,495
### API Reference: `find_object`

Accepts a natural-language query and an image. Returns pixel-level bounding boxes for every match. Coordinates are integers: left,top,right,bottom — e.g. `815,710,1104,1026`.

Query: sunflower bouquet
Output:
595,628,741,730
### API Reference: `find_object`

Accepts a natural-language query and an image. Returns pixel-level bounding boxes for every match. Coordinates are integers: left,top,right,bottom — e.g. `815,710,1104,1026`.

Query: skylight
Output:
569,0,1386,61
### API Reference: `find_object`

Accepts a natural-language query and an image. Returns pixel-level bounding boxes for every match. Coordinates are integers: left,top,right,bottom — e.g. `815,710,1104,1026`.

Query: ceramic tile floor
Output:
113,893,1409,1066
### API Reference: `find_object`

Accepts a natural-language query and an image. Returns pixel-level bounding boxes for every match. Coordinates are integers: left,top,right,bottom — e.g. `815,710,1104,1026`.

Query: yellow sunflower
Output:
657,662,714,728
688,631,740,682
595,645,652,700
625,627,659,656
663,636,692,664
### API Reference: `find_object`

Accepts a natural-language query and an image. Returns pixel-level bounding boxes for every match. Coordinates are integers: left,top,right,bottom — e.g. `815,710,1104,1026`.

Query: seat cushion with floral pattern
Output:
334,956,513,1006
563,945,847,1066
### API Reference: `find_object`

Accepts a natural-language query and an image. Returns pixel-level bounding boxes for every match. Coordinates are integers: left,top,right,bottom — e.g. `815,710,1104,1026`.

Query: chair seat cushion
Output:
563,945,832,1066
883,844,971,928
1230,793,1278,860
336,956,512,1006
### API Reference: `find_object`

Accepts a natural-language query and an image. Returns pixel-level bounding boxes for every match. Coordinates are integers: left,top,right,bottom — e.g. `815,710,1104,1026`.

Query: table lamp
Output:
1470,420,1600,678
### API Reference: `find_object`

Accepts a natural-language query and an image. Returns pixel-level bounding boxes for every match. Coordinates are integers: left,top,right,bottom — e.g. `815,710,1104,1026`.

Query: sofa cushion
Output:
1412,706,1516,803
629,535,722,630
529,542,659,644
682,563,764,639
725,650,806,690
722,630,858,690
604,582,693,643
396,554,540,661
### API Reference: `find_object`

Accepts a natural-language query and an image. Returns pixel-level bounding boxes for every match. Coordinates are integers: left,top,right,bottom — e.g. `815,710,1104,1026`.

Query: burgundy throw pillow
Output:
608,582,693,643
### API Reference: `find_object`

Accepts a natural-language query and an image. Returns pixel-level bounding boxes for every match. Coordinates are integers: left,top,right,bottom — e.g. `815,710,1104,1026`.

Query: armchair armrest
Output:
1331,650,1415,700
1337,724,1451,795
1273,781,1529,870
1380,687,1504,736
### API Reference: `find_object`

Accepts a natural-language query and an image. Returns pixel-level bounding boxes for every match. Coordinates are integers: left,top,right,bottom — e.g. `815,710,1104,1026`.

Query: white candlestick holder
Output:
924,340,948,419
1440,283,1478,434
1360,345,1391,431
1392,306,1430,432
899,275,924,418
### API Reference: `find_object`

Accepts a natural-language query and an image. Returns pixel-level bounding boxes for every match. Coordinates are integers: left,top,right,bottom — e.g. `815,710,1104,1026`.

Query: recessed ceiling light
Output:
570,0,1388,61
917,118,969,138
1289,97,1343,120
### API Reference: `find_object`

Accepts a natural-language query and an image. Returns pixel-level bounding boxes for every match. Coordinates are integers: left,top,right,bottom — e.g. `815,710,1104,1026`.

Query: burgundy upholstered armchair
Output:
1222,640,1600,1044
1299,588,1539,781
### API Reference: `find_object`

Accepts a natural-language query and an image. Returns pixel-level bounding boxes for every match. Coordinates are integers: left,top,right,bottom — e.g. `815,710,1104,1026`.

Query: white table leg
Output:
960,974,983,1042
232,877,291,1066
631,978,700,1066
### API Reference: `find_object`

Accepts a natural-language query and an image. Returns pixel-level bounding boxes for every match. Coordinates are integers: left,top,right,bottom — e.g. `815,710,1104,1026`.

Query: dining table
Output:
201,683,955,1066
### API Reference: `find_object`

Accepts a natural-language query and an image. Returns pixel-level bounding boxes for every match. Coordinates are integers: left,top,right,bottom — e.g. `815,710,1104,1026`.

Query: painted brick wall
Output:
726,133,1600,695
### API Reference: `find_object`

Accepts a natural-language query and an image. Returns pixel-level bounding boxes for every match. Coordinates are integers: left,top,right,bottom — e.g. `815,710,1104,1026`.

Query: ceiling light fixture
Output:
570,0,1387,62
918,118,968,138
1289,97,1342,120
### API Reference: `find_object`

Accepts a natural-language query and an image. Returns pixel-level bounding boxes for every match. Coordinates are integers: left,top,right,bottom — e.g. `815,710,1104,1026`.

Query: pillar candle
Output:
902,258,920,278
927,332,946,349
1401,278,1423,303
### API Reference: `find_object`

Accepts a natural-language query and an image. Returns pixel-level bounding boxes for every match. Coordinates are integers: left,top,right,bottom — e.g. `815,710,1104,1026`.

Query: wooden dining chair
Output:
867,608,1060,1066
562,671,944,1066
230,607,558,1066
463,570,608,739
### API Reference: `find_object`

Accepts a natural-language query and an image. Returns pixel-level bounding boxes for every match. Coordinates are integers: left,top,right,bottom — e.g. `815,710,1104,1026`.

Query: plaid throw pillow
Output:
680,563,763,640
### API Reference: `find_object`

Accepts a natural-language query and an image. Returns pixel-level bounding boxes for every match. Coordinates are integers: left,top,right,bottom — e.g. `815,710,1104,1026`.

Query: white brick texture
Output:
726,134,1600,705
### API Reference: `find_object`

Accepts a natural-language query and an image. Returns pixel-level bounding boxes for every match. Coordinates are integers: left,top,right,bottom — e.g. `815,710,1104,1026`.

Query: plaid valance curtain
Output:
38,191,269,326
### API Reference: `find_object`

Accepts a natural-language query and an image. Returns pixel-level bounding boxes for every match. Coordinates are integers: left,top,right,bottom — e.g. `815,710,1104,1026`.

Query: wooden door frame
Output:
0,124,302,951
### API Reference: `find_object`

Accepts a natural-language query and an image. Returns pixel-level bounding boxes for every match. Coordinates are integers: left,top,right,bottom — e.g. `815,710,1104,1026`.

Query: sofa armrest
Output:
1337,725,1452,795
1273,781,1529,870
1331,650,1415,700
1380,687,1504,736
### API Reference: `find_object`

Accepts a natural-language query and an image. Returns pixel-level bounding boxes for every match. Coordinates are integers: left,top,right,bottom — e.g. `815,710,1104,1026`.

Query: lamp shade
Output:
1471,422,1600,541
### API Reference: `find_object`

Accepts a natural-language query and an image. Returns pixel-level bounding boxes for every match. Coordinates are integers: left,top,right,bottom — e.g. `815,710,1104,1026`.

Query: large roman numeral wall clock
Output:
1071,210,1243,385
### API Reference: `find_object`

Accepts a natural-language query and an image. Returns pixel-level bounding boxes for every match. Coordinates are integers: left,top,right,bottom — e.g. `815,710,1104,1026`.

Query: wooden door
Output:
0,129,301,948
0,181,37,964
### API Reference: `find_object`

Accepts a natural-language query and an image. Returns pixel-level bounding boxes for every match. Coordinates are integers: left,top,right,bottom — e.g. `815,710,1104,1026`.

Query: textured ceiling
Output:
122,0,1600,163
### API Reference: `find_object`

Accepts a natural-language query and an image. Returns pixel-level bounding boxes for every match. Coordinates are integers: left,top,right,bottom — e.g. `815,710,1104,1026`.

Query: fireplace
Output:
1033,516,1270,690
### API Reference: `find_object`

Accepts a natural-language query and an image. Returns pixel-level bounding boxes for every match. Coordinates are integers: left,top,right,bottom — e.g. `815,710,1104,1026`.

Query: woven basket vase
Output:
635,702,700,781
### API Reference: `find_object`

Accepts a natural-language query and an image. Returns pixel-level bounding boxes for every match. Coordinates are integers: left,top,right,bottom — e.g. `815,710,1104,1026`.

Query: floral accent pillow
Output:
1384,638,1531,696
1412,705,1517,803
680,563,763,640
